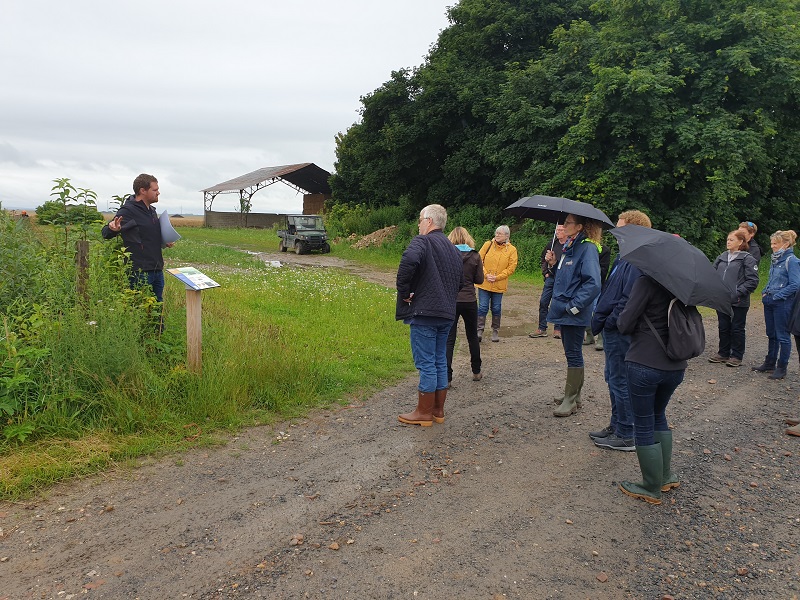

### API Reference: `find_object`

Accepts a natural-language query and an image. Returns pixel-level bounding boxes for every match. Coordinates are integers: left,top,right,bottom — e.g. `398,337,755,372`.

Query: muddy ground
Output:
1,250,799,600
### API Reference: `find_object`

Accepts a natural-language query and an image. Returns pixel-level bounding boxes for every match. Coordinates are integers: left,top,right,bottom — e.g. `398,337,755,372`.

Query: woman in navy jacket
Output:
709,230,760,367
545,214,602,417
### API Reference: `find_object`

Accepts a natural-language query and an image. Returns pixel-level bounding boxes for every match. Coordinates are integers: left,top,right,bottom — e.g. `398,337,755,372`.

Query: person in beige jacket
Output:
476,225,518,342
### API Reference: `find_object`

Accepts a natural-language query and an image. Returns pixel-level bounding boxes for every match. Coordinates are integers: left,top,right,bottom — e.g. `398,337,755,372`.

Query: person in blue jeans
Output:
617,275,688,505
530,224,566,338
396,204,464,426
590,209,652,451
545,214,603,417
752,230,800,380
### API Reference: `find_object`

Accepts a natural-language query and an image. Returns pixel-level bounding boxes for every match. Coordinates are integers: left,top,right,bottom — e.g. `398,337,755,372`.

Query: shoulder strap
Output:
643,301,677,355
643,313,669,354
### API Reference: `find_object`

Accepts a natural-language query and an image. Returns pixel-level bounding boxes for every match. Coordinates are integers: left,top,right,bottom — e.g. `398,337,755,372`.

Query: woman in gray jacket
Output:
709,229,760,367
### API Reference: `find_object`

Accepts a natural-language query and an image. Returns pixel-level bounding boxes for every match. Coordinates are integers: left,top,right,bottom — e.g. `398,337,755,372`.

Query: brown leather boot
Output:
432,388,447,424
398,391,435,426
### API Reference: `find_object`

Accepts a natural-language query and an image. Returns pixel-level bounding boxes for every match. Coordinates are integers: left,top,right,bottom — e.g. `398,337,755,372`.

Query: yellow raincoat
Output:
476,239,518,294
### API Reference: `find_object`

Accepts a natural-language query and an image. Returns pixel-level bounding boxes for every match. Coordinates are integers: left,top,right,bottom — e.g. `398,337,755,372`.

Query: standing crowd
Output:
395,205,800,506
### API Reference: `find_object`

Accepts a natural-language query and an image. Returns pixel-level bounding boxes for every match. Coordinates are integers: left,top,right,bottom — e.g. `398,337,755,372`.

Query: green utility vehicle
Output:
277,214,331,254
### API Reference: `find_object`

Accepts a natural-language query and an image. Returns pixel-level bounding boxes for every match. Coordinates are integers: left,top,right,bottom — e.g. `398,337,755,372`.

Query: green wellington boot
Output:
619,443,663,504
553,367,584,417
653,430,679,492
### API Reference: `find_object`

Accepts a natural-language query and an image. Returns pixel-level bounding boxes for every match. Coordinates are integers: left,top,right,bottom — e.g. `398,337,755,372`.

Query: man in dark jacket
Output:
529,224,566,338
589,210,652,451
396,204,464,426
102,173,173,302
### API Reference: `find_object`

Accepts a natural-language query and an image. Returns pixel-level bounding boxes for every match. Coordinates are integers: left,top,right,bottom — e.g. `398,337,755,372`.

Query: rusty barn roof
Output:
201,163,331,194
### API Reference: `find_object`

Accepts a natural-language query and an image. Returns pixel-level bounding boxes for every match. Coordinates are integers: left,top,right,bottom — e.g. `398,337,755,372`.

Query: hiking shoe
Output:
529,329,548,338
726,357,742,367
472,372,483,381
589,425,614,440
594,434,636,451
553,331,561,339
708,353,728,363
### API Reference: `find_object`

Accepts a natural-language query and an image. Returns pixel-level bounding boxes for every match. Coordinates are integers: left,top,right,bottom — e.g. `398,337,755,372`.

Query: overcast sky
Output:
0,1,454,214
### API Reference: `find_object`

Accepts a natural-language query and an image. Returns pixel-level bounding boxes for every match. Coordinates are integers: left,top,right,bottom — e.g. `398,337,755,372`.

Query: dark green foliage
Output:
331,0,800,257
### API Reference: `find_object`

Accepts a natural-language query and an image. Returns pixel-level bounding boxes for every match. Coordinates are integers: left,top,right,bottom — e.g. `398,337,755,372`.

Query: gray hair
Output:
421,204,447,230
495,225,510,237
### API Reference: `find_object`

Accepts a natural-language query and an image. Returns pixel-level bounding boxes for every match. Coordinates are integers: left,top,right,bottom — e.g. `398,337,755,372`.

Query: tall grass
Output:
0,214,413,499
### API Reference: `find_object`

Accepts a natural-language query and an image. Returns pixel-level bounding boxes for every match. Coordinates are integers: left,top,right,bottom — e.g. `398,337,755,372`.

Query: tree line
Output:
330,0,800,255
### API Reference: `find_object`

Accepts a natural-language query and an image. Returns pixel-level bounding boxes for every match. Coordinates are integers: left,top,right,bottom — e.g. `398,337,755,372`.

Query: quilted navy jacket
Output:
395,230,464,321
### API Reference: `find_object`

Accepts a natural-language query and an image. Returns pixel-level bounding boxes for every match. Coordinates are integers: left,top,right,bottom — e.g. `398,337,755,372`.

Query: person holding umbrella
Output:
752,230,800,379
609,225,733,504
545,214,603,417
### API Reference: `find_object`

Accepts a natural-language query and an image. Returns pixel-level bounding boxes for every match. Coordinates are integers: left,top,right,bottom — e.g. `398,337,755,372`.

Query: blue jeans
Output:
130,269,165,302
410,321,453,393
626,361,685,446
477,289,503,318
603,328,633,439
559,325,585,368
763,298,793,365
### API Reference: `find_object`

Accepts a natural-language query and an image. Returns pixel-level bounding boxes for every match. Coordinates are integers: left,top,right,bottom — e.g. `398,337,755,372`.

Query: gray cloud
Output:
0,0,450,213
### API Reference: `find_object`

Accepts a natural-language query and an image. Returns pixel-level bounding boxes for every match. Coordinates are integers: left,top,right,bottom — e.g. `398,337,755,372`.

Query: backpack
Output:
644,298,705,361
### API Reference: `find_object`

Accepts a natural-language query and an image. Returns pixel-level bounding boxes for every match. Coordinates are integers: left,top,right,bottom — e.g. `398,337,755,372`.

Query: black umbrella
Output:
504,195,615,229
610,224,733,315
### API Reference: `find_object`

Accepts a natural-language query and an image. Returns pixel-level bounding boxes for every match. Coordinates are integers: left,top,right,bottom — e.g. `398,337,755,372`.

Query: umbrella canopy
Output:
504,195,615,229
610,224,733,315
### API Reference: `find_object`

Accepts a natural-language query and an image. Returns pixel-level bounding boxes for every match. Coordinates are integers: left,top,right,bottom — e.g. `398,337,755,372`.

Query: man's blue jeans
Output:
130,269,165,303
603,328,633,439
410,321,453,393
477,288,503,318
626,361,685,446
537,276,555,331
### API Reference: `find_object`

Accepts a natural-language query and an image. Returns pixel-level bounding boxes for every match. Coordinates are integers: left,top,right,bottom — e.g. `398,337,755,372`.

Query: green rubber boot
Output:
619,443,663,504
654,430,679,492
553,367,584,417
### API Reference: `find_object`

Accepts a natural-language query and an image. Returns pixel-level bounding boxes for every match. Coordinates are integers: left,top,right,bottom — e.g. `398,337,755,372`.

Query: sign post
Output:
166,267,220,374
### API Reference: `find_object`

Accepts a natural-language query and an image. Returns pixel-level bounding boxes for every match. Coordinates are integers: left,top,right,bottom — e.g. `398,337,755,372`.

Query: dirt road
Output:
1,250,799,599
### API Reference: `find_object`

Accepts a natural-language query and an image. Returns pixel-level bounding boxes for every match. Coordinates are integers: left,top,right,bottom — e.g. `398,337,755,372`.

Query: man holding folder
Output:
102,173,176,303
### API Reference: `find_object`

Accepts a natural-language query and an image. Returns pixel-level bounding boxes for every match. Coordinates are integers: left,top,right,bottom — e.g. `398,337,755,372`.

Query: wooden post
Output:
75,240,89,307
186,289,202,373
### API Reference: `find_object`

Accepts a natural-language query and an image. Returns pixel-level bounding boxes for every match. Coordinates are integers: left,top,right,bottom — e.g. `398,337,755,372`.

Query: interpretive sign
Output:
167,267,220,291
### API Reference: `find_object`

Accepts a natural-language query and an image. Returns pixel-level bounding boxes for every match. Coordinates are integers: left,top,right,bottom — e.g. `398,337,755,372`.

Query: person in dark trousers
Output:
445,227,484,385
708,229,760,367
530,224,566,338
739,221,762,263
396,204,464,426
545,214,603,417
590,210,652,451
102,173,173,303
616,275,688,505
752,230,800,379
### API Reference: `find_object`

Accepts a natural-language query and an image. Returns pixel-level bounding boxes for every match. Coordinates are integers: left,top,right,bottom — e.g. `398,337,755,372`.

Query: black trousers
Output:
446,301,482,380
716,305,750,359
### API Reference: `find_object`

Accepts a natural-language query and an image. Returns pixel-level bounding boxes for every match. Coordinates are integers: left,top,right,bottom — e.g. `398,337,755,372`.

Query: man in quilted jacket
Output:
396,204,464,426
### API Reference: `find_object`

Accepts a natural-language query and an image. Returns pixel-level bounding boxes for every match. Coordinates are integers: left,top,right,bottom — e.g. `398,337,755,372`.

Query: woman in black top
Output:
616,276,688,505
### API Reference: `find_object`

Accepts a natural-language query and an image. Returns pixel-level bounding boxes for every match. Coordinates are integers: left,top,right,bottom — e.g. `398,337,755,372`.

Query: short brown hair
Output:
618,210,652,228
133,173,158,196
739,221,757,236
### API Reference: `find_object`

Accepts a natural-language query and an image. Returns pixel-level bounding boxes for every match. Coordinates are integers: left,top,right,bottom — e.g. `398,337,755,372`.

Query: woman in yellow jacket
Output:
476,225,518,342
